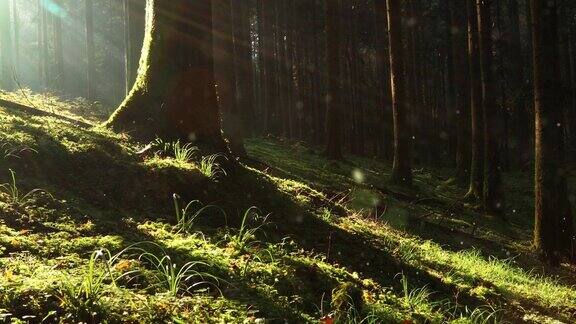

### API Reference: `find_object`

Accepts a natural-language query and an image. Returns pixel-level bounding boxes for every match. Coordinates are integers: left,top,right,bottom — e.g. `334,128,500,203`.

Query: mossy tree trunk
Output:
107,0,227,152
387,0,412,185
531,0,575,265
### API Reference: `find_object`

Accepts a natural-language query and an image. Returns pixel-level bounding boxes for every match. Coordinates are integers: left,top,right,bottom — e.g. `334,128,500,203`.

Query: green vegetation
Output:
0,169,51,207
0,92,574,322
199,154,228,179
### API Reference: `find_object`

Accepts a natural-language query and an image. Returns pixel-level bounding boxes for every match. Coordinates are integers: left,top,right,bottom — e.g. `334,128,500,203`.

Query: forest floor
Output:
0,90,575,323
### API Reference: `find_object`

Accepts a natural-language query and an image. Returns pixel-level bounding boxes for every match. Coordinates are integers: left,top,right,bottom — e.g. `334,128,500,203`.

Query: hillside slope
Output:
0,91,574,323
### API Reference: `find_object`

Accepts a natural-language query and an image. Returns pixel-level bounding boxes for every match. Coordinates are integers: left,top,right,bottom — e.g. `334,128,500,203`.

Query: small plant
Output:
331,283,365,322
456,306,502,324
226,207,269,253
199,154,227,179
399,273,433,311
172,194,226,233
151,138,197,163
1,142,37,159
172,140,197,163
319,207,336,222
0,169,51,207
58,250,110,318
137,251,219,297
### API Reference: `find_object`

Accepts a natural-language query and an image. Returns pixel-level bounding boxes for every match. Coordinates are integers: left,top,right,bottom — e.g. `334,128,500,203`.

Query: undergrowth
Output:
0,93,574,322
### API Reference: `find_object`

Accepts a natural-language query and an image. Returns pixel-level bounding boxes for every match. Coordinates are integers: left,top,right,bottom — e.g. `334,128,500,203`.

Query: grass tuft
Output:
199,154,227,179
0,169,52,207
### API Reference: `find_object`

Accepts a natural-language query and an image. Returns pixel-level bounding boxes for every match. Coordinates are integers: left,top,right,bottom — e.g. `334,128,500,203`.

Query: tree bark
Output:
324,0,343,160
374,0,393,160
531,0,575,265
214,0,246,157
54,0,65,90
106,0,227,152
465,0,483,200
124,0,146,92
507,0,530,168
450,0,471,182
477,0,505,216
387,0,412,185
0,0,13,90
11,0,18,72
85,0,95,100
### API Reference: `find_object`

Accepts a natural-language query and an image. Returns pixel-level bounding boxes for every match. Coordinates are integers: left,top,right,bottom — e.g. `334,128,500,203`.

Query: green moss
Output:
0,93,574,323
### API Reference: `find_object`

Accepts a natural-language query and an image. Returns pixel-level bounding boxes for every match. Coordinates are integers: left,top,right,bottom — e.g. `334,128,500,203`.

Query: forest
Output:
0,0,575,322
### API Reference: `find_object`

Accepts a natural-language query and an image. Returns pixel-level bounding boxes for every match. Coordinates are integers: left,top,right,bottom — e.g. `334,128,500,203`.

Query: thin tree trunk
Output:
0,0,13,89
465,0,483,201
214,0,246,157
54,0,64,90
85,0,95,100
387,0,412,185
508,0,530,168
450,0,471,182
477,0,505,216
11,0,19,76
325,0,343,159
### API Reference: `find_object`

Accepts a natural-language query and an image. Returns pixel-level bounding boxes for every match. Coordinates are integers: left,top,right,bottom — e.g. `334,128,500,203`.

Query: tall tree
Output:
507,0,530,168
450,0,471,181
531,0,575,265
374,0,393,160
233,0,255,133
386,0,412,185
213,0,246,156
54,0,65,90
85,0,95,100
106,0,228,152
324,0,343,160
41,0,48,87
477,0,505,216
0,0,13,89
465,0,483,200
11,0,18,75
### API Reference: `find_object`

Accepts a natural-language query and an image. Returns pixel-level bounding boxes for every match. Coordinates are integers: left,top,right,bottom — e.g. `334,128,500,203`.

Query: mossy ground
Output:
0,90,574,323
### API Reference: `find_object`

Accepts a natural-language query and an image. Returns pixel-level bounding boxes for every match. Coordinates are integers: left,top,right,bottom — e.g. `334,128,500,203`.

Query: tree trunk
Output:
123,0,145,92
508,0,530,168
123,0,131,95
85,0,95,100
0,0,13,90
325,0,343,160
41,0,48,88
106,0,227,152
387,0,412,185
214,0,246,157
450,0,471,182
477,0,505,216
11,0,19,78
531,0,575,265
374,0,393,160
465,0,483,200
235,1,255,135
54,0,65,90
